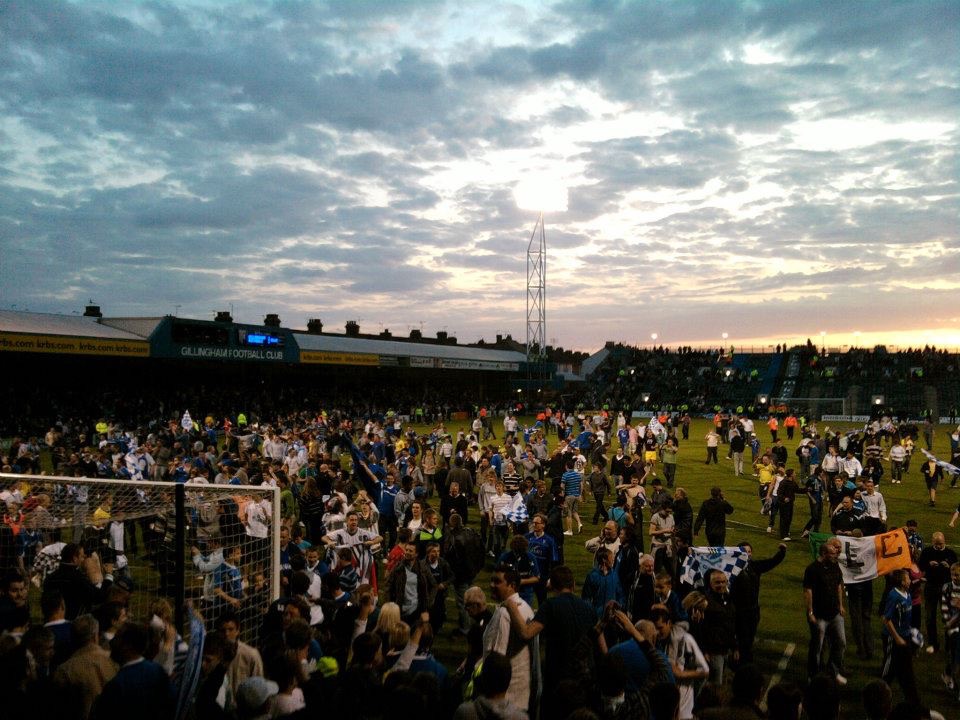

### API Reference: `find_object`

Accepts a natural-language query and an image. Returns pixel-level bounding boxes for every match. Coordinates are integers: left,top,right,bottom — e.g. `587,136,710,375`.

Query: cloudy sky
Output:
1,0,958,352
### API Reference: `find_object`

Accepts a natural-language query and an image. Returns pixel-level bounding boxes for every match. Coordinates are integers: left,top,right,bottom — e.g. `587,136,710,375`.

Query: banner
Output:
300,350,379,366
808,529,911,583
0,332,149,357
681,546,750,588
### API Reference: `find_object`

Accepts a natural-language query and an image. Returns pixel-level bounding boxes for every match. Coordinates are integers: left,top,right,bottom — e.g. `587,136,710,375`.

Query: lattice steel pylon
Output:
526,213,546,392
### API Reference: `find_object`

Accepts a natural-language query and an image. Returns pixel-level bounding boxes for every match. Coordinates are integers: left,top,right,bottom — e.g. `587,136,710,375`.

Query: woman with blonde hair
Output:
373,601,402,652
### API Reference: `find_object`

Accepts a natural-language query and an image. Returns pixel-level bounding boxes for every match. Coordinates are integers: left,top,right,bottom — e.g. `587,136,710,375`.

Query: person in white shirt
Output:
283,448,304,478
839,451,862,480
323,510,382,586
651,606,708,720
262,432,287,462
483,565,538,713
861,480,887,524
888,443,906,484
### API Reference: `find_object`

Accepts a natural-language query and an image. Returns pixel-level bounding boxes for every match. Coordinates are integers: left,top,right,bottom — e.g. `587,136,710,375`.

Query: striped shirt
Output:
562,469,583,498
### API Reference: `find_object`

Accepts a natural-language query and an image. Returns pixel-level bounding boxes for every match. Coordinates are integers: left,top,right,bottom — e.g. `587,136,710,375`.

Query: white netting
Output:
1,473,279,644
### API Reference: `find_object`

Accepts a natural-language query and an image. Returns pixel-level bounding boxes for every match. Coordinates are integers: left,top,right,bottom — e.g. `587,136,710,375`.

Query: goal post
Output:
1,472,280,644
771,397,848,419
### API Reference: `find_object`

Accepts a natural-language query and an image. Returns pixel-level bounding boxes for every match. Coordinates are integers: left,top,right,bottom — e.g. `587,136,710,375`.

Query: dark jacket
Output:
443,526,486,584
694,498,734,539
701,590,737,653
440,492,470,526
43,563,111,620
731,546,786,616
386,561,429,615
419,557,454,607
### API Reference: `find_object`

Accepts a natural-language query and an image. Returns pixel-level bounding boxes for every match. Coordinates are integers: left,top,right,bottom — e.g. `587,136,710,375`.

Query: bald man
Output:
918,531,957,653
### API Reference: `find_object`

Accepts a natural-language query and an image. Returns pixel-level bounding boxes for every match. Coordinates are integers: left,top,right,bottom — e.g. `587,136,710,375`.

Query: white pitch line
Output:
767,641,796,691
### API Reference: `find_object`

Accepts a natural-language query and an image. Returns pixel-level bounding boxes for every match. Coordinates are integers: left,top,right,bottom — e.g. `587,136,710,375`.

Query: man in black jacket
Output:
701,569,737,684
442,514,484,635
731,541,786,664
694,487,734,546
439,480,469,526
918,531,957,654
43,543,112,620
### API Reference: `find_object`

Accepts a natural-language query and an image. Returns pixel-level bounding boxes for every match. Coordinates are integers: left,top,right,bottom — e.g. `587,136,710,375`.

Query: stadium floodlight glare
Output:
872,395,884,405
758,395,768,404
642,392,651,403
724,369,732,377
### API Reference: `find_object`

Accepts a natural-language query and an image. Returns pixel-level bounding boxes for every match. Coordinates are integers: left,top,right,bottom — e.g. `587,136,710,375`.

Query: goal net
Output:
2,473,279,645
771,397,848,420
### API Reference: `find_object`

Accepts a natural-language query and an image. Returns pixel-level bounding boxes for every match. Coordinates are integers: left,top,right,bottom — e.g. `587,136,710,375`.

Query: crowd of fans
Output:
1,401,960,719
585,343,960,419
583,346,764,412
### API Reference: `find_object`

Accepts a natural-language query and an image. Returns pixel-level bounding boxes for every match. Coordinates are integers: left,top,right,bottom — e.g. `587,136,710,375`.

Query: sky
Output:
1,0,958,353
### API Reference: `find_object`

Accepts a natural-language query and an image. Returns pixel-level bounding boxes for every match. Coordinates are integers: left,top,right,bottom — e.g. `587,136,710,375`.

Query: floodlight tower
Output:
526,212,547,398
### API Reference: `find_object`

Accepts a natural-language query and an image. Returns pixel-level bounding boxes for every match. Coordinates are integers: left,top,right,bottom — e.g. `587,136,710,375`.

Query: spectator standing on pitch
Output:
504,565,595,708
881,568,921,705
586,461,611,525
804,537,847,684
561,457,583,536
704,429,719,465
694,487,734,547
918,532,956,656
700,569,737,685
731,541,786,664
483,565,538,715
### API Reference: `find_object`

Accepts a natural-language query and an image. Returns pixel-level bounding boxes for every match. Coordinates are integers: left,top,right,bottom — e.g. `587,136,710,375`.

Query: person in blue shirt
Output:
498,534,540,606
881,568,921,705
561,458,583,536
581,548,625,618
92,621,174,720
575,428,593,453
213,545,244,615
490,449,503,478
526,514,558,606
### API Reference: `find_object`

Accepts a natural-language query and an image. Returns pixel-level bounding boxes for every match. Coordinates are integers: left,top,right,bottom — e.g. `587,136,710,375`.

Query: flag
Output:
174,606,206,720
504,492,529,524
807,528,911,583
920,449,960,477
681,546,750,588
